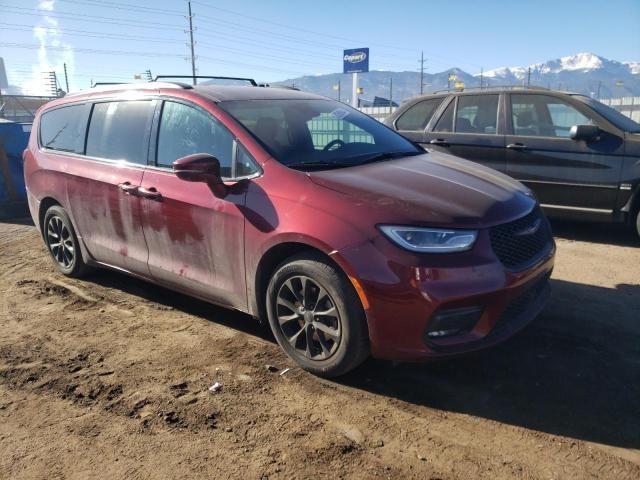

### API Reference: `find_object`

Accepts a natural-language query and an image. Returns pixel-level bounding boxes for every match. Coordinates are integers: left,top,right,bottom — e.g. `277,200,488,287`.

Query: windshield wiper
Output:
354,150,423,166
285,160,352,170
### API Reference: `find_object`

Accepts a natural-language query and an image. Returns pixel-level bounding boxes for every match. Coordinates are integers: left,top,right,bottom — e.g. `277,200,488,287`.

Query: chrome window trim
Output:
521,179,619,189
540,203,613,214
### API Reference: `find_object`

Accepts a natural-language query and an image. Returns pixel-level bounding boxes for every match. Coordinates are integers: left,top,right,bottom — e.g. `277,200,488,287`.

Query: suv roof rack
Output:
432,85,556,94
153,75,258,87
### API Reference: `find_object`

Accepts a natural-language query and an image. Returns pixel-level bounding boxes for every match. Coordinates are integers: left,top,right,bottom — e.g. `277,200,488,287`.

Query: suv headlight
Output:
379,225,478,253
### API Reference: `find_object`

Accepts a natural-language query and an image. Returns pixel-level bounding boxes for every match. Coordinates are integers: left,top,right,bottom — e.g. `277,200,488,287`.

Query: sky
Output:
1,0,639,95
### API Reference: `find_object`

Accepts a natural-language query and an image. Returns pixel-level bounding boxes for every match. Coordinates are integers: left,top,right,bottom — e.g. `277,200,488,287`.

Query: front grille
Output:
489,207,552,270
494,272,551,331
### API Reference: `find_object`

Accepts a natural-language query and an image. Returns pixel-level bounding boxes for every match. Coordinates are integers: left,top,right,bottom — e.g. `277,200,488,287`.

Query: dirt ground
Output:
0,218,638,480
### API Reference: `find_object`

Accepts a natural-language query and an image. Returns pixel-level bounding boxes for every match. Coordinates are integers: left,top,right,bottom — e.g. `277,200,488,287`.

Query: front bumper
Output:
338,229,555,361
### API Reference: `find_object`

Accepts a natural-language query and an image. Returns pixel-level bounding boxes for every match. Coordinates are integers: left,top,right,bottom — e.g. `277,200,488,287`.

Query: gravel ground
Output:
0,218,638,480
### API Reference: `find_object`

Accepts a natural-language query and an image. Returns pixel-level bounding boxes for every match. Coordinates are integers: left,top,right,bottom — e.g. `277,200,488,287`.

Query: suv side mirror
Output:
570,124,600,142
173,153,228,198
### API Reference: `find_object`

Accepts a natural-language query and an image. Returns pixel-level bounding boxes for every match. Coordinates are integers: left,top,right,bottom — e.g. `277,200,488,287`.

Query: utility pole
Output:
187,1,197,85
419,51,425,95
527,67,531,87
351,72,358,108
480,67,483,90
597,80,602,100
63,63,69,93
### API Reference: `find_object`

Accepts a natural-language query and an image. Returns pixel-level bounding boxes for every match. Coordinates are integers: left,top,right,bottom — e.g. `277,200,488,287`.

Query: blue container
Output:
0,120,31,218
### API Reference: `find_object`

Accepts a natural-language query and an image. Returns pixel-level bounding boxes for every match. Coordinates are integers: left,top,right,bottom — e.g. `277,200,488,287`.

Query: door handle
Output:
506,143,527,151
429,139,450,147
138,186,162,200
118,182,138,194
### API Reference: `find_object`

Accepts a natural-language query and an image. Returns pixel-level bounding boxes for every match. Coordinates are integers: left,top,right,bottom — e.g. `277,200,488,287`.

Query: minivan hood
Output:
308,152,536,229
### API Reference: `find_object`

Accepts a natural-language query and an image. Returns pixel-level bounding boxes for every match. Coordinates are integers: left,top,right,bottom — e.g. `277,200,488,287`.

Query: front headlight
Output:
379,225,478,253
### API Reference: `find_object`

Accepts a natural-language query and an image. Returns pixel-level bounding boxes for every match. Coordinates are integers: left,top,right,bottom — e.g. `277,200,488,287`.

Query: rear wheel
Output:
43,205,89,277
636,209,640,240
266,252,369,377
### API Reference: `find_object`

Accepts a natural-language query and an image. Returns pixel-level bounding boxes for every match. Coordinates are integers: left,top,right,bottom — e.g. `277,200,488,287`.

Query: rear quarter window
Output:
39,104,86,153
395,98,444,131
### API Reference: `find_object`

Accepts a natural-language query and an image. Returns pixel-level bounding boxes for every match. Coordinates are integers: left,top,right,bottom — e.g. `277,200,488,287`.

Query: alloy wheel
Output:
46,215,75,269
276,275,342,360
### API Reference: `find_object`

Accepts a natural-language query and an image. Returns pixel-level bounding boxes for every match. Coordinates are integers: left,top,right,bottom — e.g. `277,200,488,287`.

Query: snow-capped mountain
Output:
482,53,635,80
625,62,640,75
278,53,640,103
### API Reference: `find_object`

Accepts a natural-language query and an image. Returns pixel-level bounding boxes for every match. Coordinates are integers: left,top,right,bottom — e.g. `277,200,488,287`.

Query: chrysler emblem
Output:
514,218,541,236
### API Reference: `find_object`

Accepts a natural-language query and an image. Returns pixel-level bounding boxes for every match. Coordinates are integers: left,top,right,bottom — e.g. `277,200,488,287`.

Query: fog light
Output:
425,306,482,339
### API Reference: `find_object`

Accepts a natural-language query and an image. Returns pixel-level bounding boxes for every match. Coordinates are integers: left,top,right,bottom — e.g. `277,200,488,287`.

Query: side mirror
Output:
570,124,600,142
173,153,227,198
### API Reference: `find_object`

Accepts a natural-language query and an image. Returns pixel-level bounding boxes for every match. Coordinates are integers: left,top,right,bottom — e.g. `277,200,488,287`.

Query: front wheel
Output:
636,209,640,240
266,253,369,377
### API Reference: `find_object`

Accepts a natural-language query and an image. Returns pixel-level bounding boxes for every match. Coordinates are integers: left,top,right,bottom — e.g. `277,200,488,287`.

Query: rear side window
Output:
39,105,86,153
86,100,154,164
395,98,443,131
156,101,234,177
455,95,499,134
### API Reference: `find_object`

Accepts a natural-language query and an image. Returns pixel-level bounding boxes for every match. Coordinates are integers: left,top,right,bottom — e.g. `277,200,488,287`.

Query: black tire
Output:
636,209,640,240
43,205,89,277
266,252,369,377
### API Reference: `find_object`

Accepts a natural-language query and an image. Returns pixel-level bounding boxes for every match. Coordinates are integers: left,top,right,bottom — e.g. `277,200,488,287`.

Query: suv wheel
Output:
266,253,369,377
43,205,89,277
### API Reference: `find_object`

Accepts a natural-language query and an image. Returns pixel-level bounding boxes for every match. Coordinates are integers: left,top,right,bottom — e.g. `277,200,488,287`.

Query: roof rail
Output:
64,81,187,97
154,75,258,86
432,84,555,94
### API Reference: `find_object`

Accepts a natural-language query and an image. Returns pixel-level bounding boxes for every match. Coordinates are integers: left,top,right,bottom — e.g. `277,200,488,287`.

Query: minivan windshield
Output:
219,99,422,169
573,95,640,133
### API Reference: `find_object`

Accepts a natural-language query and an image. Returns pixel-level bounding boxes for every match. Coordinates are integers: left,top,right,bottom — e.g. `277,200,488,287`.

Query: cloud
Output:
21,1,76,95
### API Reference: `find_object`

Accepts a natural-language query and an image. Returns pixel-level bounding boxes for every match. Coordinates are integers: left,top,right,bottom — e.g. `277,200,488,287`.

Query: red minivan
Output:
24,80,555,376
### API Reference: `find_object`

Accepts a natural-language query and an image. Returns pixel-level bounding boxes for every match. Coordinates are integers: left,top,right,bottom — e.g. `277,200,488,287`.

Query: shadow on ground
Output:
549,218,638,247
342,278,640,450
89,266,640,450
87,269,273,342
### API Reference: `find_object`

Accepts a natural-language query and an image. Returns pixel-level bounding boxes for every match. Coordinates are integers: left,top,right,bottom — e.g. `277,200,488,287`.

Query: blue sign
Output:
343,48,369,74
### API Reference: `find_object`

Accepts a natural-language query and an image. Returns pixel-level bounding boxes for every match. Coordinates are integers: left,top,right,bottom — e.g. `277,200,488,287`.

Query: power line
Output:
2,5,415,72
56,0,182,15
0,24,185,44
0,42,187,58
191,1,483,68
1,5,184,30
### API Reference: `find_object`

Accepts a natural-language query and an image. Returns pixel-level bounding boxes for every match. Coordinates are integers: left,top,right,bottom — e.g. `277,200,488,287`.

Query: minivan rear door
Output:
504,93,624,216
66,99,156,275
423,94,507,173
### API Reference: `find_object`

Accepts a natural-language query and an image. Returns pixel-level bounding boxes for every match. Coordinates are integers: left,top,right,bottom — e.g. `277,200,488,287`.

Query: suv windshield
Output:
219,99,421,169
573,95,640,133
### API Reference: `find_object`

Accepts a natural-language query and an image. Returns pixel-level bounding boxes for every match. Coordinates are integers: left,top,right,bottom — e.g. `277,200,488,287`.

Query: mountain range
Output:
276,53,640,104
